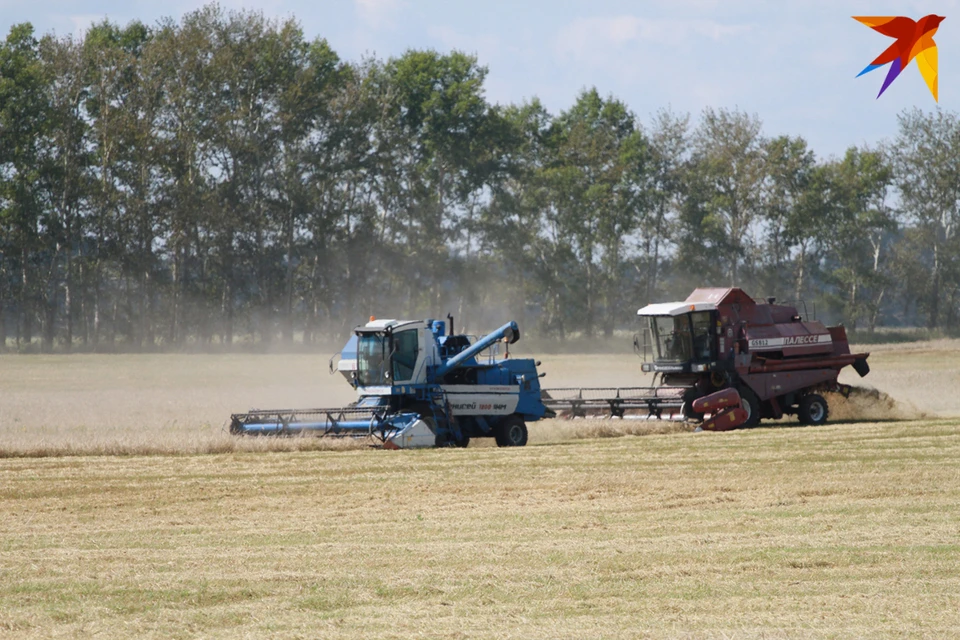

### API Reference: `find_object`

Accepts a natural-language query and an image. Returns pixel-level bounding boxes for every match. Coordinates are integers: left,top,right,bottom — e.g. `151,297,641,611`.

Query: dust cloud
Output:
826,386,927,422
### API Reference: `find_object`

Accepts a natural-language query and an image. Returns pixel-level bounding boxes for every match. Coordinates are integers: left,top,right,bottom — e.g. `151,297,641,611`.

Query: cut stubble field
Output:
2,342,960,637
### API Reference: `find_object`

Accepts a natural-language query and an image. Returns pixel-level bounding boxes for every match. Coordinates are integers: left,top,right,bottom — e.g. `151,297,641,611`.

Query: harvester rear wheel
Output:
738,386,761,428
798,393,829,426
495,416,528,447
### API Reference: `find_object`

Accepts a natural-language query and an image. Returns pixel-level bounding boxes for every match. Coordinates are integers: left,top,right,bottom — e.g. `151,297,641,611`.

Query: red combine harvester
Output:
542,288,870,429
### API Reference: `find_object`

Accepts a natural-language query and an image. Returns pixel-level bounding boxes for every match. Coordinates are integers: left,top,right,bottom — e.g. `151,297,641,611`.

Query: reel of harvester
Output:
540,385,687,419
229,404,404,442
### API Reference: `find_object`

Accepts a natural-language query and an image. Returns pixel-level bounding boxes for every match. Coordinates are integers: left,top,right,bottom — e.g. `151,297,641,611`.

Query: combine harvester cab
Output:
636,287,870,428
230,318,555,448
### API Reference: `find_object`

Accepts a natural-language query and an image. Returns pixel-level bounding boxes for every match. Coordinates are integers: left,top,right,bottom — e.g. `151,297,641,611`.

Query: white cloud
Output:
355,0,404,31
546,15,765,121
427,25,502,59
556,15,753,60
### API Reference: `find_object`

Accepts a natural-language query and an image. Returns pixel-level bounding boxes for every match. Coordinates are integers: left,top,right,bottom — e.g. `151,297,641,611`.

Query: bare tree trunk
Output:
930,242,941,329
42,287,56,353
650,232,661,303
80,260,89,347
20,247,31,348
222,282,233,347
109,296,119,347
584,255,594,338
869,289,885,332
93,263,102,349
556,290,565,343
283,206,295,344
794,240,808,304
170,245,181,346
64,233,74,352
850,281,858,331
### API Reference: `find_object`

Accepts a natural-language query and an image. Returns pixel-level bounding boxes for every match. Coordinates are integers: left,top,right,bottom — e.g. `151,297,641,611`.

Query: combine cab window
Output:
357,333,389,386
691,312,713,361
392,329,419,382
650,315,693,363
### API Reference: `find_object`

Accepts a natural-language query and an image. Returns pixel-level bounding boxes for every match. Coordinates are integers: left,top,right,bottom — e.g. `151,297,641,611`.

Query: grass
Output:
2,344,960,636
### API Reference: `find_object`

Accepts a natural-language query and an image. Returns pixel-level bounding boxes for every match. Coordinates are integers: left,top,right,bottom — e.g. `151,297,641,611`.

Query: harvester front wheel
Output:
681,388,703,421
798,393,829,426
738,386,761,428
495,416,528,447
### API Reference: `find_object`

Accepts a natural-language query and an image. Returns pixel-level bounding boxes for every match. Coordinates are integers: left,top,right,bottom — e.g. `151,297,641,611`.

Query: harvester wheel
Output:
798,393,829,426
681,388,703,421
681,401,703,421
495,416,528,447
738,386,761,428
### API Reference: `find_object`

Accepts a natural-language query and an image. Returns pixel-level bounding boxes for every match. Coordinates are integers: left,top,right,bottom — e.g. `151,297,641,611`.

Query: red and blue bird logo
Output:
854,15,944,101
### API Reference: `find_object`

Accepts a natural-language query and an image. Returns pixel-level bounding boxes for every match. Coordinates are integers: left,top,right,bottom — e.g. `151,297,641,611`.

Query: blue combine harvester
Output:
229,318,555,448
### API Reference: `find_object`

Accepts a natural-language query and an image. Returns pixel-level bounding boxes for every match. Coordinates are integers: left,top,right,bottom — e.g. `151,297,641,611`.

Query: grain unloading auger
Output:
541,287,871,430
230,318,555,448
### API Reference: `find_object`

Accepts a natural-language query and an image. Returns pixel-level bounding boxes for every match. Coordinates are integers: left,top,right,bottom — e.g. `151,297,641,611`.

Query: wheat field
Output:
2,342,960,637
0,340,949,454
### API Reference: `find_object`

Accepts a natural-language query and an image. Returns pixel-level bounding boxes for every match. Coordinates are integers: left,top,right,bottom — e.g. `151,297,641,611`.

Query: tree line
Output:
1,5,958,352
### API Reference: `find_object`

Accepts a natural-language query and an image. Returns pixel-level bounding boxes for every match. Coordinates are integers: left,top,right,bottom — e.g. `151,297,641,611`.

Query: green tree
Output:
36,33,92,350
477,99,554,332
892,108,960,329
272,37,345,342
83,20,145,347
822,146,896,330
759,135,815,301
641,109,689,303
547,88,648,337
151,11,217,345
679,108,766,287
378,50,494,315
0,23,50,349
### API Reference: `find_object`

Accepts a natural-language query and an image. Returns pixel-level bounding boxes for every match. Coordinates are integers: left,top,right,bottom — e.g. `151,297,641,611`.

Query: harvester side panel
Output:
739,369,839,402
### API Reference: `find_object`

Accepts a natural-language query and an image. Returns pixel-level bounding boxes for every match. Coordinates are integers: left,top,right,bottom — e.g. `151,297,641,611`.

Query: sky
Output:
2,0,957,159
